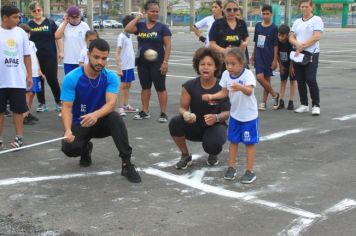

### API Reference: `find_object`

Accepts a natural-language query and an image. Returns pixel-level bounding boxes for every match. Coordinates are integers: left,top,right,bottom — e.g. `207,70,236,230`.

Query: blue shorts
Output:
280,69,296,81
26,77,42,93
255,66,274,77
64,63,79,75
121,69,135,83
228,117,259,144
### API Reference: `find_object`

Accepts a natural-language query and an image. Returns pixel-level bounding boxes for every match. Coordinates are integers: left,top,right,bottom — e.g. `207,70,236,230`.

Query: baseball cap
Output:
66,5,80,17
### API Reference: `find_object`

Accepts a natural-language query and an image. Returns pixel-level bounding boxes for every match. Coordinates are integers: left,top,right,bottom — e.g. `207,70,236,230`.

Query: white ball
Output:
144,49,158,61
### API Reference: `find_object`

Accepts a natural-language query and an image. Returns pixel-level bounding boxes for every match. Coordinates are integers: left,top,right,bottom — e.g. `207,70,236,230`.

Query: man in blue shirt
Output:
60,38,141,183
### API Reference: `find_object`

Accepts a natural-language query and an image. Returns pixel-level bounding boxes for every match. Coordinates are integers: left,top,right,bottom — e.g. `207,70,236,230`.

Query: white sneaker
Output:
117,108,127,116
311,106,320,116
258,102,266,111
294,105,309,113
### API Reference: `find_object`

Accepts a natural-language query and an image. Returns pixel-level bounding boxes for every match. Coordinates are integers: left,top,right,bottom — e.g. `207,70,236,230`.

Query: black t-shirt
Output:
183,77,230,127
136,21,171,61
28,18,58,59
209,18,249,48
278,40,293,67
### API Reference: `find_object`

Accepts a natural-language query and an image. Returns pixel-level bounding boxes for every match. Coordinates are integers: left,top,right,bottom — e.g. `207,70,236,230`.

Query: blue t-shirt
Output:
253,22,278,69
136,21,172,61
61,67,119,125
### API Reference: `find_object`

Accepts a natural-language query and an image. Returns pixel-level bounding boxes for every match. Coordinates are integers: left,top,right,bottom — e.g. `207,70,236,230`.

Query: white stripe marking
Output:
278,217,316,236
333,114,356,121
154,154,203,168
324,198,356,214
0,171,117,186
143,167,320,218
260,129,308,141
0,137,66,155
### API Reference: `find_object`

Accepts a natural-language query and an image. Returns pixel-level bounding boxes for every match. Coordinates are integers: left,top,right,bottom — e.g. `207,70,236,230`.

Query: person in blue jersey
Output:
125,0,172,123
250,4,280,111
60,39,141,183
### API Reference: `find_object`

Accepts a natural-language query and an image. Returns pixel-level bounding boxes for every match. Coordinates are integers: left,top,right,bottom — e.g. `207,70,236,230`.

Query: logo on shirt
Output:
3,38,19,67
257,35,266,48
225,35,239,42
279,52,289,62
244,131,251,142
81,104,87,113
31,25,49,32
137,32,158,39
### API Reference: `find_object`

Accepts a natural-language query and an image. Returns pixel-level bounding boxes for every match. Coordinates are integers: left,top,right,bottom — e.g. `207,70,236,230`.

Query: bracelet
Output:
215,114,220,123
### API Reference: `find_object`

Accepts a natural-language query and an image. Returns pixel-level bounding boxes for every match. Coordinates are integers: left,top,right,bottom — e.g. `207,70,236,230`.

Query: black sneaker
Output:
274,99,285,110
224,167,237,180
207,154,219,166
23,115,36,125
287,100,294,110
80,142,93,167
133,111,151,120
240,170,256,184
4,108,11,117
10,136,23,149
158,112,168,123
0,138,4,149
273,93,280,108
175,154,192,169
28,113,39,122
121,164,142,183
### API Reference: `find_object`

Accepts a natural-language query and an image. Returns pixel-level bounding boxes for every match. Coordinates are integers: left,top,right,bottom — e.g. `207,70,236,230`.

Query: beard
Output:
89,61,104,72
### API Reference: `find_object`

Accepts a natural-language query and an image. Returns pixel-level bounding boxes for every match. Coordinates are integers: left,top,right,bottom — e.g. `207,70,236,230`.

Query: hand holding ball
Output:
183,111,196,123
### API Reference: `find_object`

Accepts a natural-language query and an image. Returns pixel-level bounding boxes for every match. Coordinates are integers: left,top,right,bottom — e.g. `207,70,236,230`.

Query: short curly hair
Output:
192,47,222,77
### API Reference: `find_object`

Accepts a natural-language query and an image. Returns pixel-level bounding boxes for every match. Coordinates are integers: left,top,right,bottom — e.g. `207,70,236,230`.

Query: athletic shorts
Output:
64,63,79,75
0,88,28,114
26,77,42,93
255,66,274,77
137,61,166,92
228,117,259,144
280,69,296,81
121,69,135,83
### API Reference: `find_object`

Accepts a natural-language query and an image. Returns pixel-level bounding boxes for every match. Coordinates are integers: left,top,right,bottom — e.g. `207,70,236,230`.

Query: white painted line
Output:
0,137,66,155
323,49,356,53
333,114,356,121
319,59,356,64
260,129,308,141
278,198,356,236
143,167,320,219
155,154,203,168
0,171,118,186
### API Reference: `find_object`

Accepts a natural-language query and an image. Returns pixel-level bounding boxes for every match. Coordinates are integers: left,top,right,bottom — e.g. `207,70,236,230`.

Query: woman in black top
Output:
169,47,230,169
209,0,249,72
28,1,62,113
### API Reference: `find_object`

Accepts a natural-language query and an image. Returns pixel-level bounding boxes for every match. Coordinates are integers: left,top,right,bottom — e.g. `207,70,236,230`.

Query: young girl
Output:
202,47,259,184
79,30,99,66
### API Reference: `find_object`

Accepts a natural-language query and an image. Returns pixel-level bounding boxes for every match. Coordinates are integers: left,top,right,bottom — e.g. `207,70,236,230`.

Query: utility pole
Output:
159,0,167,24
189,0,195,31
87,0,93,29
124,0,131,16
285,0,292,26
43,0,50,18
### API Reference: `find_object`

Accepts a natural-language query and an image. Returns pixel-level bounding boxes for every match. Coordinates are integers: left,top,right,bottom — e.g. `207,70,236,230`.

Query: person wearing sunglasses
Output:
55,5,90,76
192,1,223,47
28,1,63,114
209,0,250,75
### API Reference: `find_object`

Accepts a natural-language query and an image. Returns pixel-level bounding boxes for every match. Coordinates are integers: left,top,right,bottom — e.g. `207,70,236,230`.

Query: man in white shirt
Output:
55,5,90,75
0,5,32,149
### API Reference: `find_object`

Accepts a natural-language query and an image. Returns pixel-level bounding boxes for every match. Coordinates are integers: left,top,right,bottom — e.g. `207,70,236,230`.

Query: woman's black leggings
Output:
36,56,61,104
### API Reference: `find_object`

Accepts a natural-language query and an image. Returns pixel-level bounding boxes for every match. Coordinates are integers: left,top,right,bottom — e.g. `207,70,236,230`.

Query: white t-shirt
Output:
116,32,135,70
291,16,324,53
78,48,89,65
219,69,258,122
194,15,215,47
29,41,39,77
62,21,90,64
0,26,30,89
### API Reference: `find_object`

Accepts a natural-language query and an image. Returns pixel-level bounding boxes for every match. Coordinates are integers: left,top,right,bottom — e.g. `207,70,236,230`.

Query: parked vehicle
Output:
103,20,123,28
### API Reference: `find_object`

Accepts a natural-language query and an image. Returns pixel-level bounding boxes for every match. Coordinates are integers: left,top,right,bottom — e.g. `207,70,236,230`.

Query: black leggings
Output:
61,112,132,162
169,115,227,155
37,56,61,104
294,53,320,107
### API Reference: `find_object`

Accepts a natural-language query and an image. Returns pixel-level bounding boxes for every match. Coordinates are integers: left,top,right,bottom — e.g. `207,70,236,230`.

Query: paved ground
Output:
0,29,356,236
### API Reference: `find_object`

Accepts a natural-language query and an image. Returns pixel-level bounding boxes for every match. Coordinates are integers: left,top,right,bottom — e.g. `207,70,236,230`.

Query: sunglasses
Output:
31,9,42,13
226,8,238,13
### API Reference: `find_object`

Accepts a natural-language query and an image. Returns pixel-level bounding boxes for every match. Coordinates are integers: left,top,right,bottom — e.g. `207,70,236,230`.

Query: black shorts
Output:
137,60,166,92
0,88,28,114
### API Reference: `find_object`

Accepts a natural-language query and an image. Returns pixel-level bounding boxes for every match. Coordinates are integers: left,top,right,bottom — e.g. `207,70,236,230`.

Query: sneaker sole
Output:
312,113,320,116
158,119,168,123
175,160,192,170
206,160,219,166
240,175,257,184
133,115,151,120
224,175,236,180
